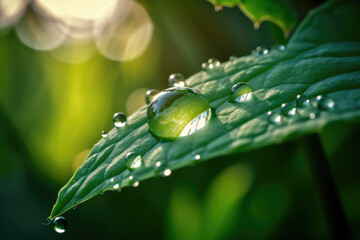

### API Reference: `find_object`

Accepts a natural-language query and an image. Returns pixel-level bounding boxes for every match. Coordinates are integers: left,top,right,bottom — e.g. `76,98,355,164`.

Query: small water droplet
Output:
113,112,127,128
145,89,159,104
168,73,185,87
101,131,107,138
129,175,134,181
42,217,52,226
296,94,310,108
252,46,269,56
155,161,162,167
147,87,211,140
316,95,335,110
229,82,253,103
202,58,220,71
132,181,139,187
113,183,120,189
194,154,201,160
110,178,114,182
162,169,172,177
229,55,237,64
125,152,142,170
271,44,286,51
280,103,296,117
53,216,67,234
267,111,282,124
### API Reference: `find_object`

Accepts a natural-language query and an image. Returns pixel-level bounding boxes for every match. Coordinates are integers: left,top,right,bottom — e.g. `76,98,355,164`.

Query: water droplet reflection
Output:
113,112,127,128
168,73,185,87
125,152,142,170
53,216,67,234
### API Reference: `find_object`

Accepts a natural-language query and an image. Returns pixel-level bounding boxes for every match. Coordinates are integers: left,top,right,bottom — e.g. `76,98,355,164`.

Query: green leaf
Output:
50,0,360,219
207,0,297,36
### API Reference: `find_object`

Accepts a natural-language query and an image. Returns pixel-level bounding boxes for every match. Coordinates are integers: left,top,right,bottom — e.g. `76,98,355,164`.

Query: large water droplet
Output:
202,58,220,71
316,95,335,110
101,131,108,138
146,87,211,140
229,82,253,103
168,73,185,87
145,89,159,104
251,46,269,56
53,216,67,234
280,103,296,117
267,111,282,125
113,112,127,128
125,152,142,170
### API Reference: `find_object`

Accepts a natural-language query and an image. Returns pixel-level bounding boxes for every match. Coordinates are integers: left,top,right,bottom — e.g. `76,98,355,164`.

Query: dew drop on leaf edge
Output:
113,112,127,128
146,87,211,140
168,73,185,87
53,216,67,234
202,58,220,71
145,89,159,104
101,131,107,138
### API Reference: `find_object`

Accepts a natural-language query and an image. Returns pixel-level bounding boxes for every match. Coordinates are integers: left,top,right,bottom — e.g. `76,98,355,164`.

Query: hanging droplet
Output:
267,111,282,124
280,103,296,117
147,87,211,140
251,46,269,56
162,168,172,177
316,95,335,110
145,89,159,104
202,58,220,71
53,216,67,234
229,55,237,64
229,82,253,103
113,112,127,128
101,131,108,138
168,73,185,87
125,152,142,170
132,181,139,187
296,94,310,108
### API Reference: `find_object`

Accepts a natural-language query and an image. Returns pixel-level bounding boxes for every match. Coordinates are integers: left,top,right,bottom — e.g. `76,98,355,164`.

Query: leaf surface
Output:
50,0,360,219
208,0,297,35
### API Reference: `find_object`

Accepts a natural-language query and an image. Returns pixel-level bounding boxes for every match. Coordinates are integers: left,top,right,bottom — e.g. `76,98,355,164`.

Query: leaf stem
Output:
301,134,351,240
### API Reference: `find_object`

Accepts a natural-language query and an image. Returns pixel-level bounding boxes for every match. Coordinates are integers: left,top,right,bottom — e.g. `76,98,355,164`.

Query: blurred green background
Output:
0,0,358,239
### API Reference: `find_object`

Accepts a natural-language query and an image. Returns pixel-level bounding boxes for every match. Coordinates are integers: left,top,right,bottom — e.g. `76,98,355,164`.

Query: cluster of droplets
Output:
202,58,221,71
43,216,67,234
251,45,286,56
266,94,335,125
